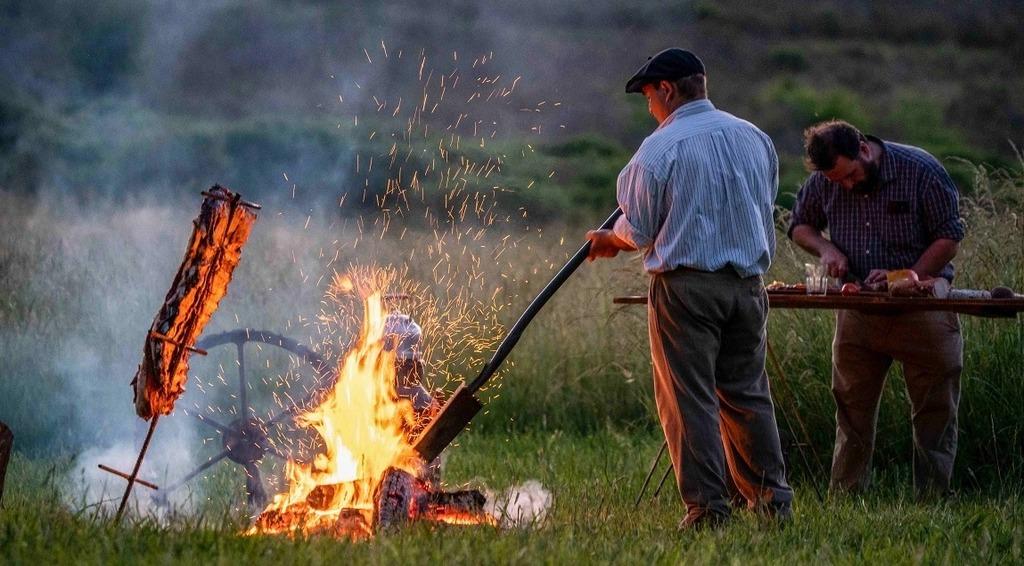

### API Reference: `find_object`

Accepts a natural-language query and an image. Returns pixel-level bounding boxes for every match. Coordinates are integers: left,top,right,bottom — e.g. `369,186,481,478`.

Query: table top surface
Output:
613,289,1024,318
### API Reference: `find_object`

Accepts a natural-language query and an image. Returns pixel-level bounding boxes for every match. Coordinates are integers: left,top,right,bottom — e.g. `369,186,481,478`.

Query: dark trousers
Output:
648,269,793,518
831,310,963,495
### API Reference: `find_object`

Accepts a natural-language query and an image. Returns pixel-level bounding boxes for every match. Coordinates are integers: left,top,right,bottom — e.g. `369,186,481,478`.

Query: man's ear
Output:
652,80,673,105
659,79,675,99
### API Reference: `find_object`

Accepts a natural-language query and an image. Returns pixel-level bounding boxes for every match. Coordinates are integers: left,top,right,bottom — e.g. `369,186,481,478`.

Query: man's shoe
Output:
677,510,730,532
753,500,793,528
915,486,956,503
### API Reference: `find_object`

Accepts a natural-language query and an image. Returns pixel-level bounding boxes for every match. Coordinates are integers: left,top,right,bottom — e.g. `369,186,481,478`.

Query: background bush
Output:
2,0,1023,212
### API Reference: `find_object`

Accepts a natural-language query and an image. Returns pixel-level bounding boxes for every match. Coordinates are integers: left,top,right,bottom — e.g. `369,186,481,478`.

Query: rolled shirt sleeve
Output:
613,161,664,250
920,170,964,242
787,175,827,239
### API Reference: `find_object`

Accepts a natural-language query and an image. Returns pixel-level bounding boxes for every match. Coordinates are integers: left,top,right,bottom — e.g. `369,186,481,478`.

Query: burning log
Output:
0,421,11,507
372,467,426,531
253,502,375,540
132,185,258,419
333,508,372,539
253,466,492,537
371,467,492,532
253,501,310,532
304,481,363,511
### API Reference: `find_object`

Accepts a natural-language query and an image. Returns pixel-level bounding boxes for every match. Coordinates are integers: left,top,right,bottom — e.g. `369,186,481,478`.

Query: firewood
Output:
0,421,11,507
306,481,359,510
254,502,311,532
372,467,428,531
254,474,495,535
426,489,486,513
333,508,372,539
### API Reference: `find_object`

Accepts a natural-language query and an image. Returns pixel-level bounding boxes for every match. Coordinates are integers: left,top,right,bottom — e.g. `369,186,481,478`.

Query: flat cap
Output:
625,48,705,93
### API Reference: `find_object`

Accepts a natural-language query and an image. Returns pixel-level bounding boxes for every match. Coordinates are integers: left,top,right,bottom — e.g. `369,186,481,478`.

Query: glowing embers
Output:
254,466,494,539
249,277,491,538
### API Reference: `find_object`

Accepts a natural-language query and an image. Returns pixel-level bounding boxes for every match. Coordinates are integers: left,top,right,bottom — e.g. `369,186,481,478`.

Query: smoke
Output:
1,1,574,520
12,199,203,517
0,189,333,517
485,480,553,528
64,421,201,520
2,183,513,518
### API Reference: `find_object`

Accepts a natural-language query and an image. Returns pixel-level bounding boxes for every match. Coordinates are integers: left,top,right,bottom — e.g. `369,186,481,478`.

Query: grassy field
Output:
2,432,1022,564
3,3,1023,561
1,164,1022,562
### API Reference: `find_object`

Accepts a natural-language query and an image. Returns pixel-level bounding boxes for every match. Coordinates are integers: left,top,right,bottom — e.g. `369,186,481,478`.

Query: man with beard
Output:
788,120,965,497
587,48,792,529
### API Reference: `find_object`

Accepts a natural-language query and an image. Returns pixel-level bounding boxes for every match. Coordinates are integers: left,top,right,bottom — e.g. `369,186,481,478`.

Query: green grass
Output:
2,431,1022,564
1,161,1022,562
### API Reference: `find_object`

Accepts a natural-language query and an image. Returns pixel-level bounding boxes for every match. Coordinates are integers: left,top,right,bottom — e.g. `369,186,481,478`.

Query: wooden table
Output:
617,287,1023,503
613,289,1024,318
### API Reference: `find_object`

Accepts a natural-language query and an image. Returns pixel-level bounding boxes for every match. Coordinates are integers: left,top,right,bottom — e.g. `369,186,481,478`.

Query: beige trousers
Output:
830,310,963,495
649,269,793,519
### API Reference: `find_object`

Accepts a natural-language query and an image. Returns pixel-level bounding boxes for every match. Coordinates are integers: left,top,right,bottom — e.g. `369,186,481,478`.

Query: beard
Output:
852,159,881,193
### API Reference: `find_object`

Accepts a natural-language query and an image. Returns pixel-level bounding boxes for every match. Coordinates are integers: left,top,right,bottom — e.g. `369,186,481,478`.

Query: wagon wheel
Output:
163,329,336,511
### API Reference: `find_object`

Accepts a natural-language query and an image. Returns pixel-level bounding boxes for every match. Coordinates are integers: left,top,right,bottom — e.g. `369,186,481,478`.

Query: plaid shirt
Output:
788,136,964,281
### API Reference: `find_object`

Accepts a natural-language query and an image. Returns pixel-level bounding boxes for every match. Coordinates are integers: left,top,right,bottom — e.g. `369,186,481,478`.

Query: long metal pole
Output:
114,415,159,523
467,208,623,393
413,209,623,463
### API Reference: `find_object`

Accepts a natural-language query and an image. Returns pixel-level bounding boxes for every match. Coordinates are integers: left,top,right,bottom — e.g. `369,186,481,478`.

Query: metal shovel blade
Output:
413,383,483,462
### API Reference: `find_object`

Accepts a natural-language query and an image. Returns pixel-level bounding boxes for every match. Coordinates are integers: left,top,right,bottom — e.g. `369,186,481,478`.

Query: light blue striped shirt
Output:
612,99,778,277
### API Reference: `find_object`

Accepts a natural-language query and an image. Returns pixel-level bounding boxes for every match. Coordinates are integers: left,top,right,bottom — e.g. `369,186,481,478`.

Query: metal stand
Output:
634,440,666,506
633,339,827,505
652,459,673,499
114,415,159,523
635,440,676,506
766,340,826,503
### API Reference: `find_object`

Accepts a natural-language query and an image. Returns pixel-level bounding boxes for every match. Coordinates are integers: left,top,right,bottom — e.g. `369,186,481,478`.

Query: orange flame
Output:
251,284,422,536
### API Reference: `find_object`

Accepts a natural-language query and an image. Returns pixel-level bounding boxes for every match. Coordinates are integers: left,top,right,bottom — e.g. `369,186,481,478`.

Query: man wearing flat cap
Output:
587,48,793,529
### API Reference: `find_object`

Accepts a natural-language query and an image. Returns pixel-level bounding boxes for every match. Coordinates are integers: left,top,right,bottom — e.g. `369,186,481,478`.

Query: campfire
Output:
249,277,494,538
103,189,546,533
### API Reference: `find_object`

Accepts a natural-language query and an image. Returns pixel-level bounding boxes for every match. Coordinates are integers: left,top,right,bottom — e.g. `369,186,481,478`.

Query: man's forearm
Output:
608,230,638,252
586,228,636,260
790,224,836,257
610,215,643,252
912,238,959,278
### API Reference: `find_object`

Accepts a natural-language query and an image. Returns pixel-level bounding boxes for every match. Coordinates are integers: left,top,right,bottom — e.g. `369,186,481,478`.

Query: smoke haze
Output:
3,0,1024,518
485,479,553,528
